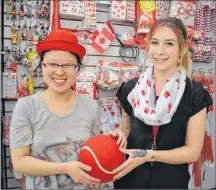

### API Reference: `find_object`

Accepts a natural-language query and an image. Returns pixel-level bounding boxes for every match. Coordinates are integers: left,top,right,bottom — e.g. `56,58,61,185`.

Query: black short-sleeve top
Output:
114,77,213,189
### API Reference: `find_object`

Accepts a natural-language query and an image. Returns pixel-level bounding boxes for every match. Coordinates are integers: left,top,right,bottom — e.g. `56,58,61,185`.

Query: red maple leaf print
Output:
120,5,125,10
164,91,170,98
115,99,119,104
177,86,179,90
137,100,140,106
151,110,156,114
134,103,137,108
131,98,135,104
158,120,162,123
147,80,151,87
166,79,169,83
168,103,172,113
176,79,179,83
107,104,112,110
144,107,149,113
115,124,120,128
138,82,140,85
146,100,149,104
141,90,146,95
111,112,115,116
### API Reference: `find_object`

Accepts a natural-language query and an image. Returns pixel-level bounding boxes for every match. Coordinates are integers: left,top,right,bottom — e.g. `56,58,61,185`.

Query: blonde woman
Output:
113,17,213,189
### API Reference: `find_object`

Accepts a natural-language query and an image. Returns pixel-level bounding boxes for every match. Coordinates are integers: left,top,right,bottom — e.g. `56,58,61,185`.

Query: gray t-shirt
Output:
10,92,100,189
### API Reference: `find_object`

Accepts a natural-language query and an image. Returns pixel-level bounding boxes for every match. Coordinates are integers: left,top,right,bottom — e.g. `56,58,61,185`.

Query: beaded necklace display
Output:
193,2,216,63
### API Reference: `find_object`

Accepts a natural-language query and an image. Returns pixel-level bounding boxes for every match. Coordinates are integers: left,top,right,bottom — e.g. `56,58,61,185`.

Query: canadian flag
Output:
91,21,115,54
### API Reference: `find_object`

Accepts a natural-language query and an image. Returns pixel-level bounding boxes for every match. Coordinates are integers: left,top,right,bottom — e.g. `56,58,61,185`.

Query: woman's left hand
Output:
109,130,127,148
112,148,151,181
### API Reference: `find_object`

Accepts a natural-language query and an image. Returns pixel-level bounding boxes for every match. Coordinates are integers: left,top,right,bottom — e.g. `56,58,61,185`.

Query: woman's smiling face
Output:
149,26,180,72
42,50,79,94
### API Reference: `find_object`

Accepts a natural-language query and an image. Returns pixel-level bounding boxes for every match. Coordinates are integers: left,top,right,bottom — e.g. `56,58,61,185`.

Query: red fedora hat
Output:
36,30,86,60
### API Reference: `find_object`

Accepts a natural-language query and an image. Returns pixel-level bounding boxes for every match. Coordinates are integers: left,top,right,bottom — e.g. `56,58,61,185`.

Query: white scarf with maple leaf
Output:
127,66,186,126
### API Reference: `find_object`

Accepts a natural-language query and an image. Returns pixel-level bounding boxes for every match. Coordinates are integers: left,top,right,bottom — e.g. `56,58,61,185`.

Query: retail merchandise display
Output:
1,0,215,189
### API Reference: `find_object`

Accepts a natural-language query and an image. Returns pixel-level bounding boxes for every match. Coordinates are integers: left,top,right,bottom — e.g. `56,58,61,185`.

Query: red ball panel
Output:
79,135,125,183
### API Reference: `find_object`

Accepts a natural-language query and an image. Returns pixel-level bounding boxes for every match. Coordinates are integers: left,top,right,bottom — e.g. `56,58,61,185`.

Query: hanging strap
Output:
152,126,159,150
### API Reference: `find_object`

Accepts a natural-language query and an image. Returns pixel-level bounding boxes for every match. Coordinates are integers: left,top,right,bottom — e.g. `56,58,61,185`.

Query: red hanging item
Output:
136,1,156,34
52,0,61,31
51,0,82,35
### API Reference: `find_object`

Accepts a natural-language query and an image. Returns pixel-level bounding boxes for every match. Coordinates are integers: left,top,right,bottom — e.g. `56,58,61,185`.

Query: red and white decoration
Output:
73,30,91,44
83,1,97,30
74,72,97,100
109,0,127,21
91,21,115,54
59,0,85,19
128,66,186,126
126,1,136,22
169,0,196,28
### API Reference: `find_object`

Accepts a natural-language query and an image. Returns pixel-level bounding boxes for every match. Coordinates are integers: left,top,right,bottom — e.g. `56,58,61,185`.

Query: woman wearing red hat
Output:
9,30,127,189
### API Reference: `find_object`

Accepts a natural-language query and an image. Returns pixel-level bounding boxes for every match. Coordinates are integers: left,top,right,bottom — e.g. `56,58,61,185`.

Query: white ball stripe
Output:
81,146,115,175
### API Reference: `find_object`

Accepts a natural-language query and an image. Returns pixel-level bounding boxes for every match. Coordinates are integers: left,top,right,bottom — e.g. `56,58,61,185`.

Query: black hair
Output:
157,17,187,41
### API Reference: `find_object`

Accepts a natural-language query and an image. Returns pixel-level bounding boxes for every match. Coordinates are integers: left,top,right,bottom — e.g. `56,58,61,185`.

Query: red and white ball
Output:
79,135,125,183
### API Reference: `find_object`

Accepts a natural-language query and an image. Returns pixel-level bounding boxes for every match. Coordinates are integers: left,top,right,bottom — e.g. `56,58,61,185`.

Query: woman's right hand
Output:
65,161,101,187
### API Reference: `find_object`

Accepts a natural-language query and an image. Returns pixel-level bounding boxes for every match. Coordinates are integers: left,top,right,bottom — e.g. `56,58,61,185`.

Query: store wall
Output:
1,2,135,189
1,1,215,189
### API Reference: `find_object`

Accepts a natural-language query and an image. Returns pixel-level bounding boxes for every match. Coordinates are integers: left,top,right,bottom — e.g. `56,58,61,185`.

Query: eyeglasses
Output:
42,62,78,71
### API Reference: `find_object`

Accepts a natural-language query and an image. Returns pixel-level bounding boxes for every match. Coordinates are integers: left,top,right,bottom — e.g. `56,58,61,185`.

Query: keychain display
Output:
3,46,13,69
11,3,17,20
25,0,32,18
11,21,18,44
17,22,23,44
35,0,50,19
99,97,122,135
6,0,12,19
19,0,25,19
